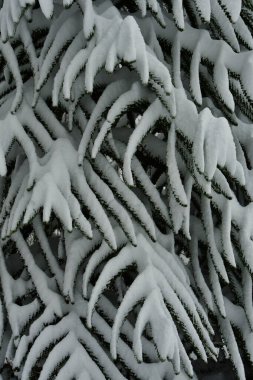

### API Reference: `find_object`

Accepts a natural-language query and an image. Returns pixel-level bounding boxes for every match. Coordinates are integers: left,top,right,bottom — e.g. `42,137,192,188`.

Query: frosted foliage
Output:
0,0,253,380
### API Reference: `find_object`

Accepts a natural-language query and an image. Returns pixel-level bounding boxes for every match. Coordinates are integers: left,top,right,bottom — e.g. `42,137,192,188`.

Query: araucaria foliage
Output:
1,1,253,379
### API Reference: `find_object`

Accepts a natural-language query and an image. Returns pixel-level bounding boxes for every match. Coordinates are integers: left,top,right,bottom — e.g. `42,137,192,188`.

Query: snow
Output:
171,0,184,30
53,31,84,106
85,231,213,368
167,123,188,207
13,307,57,371
171,33,183,88
212,0,240,52
0,245,40,340
190,39,202,105
193,0,211,23
93,152,156,240
156,13,253,106
213,56,235,112
0,113,37,190
72,166,117,249
78,0,96,40
218,315,246,380
220,201,236,267
83,226,127,299
38,0,54,19
38,331,105,380
117,16,149,83
35,97,69,139
78,78,132,161
208,255,226,317
191,107,239,182
17,98,52,152
0,40,23,113
21,315,72,379
38,6,78,68
219,0,241,23
133,288,176,361
234,17,253,50
64,229,101,303
37,12,82,92
91,82,152,159
13,232,64,319
242,267,253,330
84,18,121,93
63,41,95,101
201,196,229,283
0,1,253,379
123,98,168,185
33,217,64,292
18,19,38,77
190,222,215,312
126,149,171,225
84,159,137,245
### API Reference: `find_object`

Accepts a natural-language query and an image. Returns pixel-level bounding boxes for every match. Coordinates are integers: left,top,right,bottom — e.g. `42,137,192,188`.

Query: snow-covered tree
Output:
0,0,253,379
